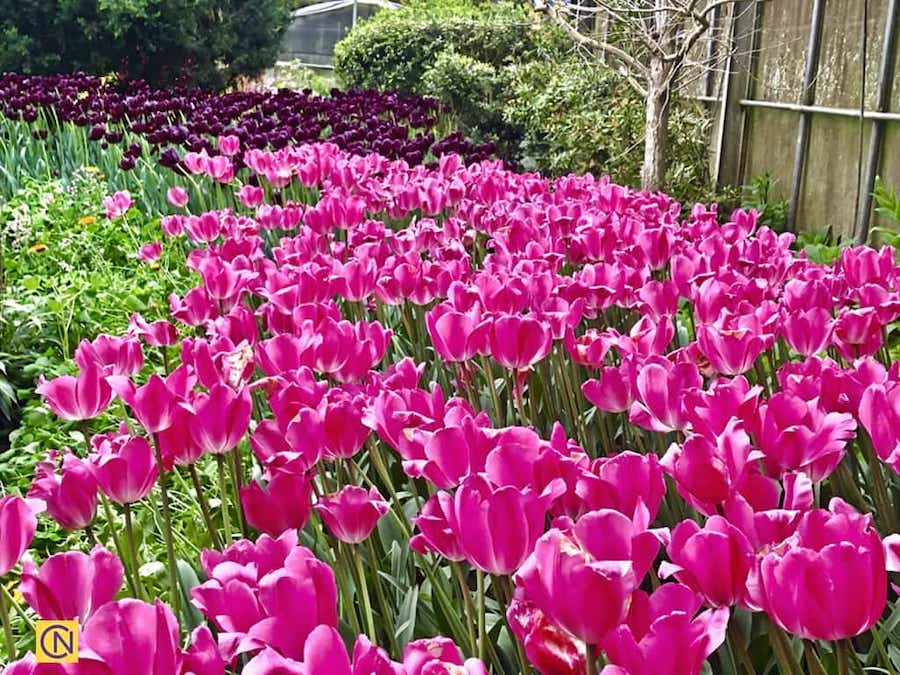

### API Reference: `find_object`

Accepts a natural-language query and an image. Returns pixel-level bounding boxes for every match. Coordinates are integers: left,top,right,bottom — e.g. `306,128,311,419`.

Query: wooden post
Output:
786,0,828,232
854,0,899,244
714,0,761,188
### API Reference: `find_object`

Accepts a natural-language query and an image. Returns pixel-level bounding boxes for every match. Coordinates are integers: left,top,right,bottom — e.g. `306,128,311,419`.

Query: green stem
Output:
0,584,33,631
229,449,248,538
100,496,138,596
836,640,851,675
123,502,145,600
151,434,181,617
353,547,377,642
585,643,598,675
767,621,803,675
453,562,477,657
476,569,486,663
216,454,232,543
0,586,16,661
188,464,222,548
367,536,399,657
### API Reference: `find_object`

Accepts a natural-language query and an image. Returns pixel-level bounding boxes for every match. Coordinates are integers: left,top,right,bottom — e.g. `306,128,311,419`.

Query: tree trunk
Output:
640,56,671,192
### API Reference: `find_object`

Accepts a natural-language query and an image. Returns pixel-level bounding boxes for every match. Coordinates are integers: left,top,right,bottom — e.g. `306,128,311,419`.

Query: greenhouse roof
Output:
291,0,399,18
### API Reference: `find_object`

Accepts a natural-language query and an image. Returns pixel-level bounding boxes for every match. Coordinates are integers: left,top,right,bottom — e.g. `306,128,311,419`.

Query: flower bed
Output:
1,139,898,674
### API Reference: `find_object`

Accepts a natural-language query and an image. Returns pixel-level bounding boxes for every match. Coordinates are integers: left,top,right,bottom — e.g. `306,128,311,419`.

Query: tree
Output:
0,0,292,88
540,0,739,192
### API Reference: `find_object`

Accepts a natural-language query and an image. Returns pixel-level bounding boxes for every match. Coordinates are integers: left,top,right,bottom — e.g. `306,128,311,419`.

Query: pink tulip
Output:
832,307,883,361
0,496,39,575
515,510,658,645
19,546,123,622
241,468,314,536
28,450,97,530
658,516,753,607
576,451,665,523
128,314,178,347
403,637,488,675
753,499,887,640
166,186,190,208
108,374,179,434
754,391,857,482
314,486,389,544
102,190,133,219
782,307,833,356
187,384,252,456
582,362,637,414
89,433,158,504
695,318,774,376
218,134,241,156
661,420,763,515
444,474,562,575
194,544,337,661
489,314,553,371
237,185,265,208
629,357,701,432
426,304,488,363
79,599,182,673
36,359,113,421
138,241,162,262
859,382,900,473
602,584,729,675
74,335,144,377
410,492,467,562
182,625,227,675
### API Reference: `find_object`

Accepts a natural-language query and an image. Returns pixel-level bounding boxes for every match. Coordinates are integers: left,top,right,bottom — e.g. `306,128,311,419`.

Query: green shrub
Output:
334,0,566,94
503,61,712,202
0,0,291,88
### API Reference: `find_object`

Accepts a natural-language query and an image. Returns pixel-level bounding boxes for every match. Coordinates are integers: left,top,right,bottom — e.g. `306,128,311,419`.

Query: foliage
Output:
0,0,292,88
0,168,190,481
504,60,712,202
333,0,566,94
740,173,789,232
872,177,900,247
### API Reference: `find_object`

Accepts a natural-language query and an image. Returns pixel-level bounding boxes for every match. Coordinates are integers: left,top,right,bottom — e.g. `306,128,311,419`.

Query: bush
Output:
334,0,565,94
0,0,292,88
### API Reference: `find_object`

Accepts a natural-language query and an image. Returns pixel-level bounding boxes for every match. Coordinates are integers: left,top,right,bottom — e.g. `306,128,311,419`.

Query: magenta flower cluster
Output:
2,140,899,674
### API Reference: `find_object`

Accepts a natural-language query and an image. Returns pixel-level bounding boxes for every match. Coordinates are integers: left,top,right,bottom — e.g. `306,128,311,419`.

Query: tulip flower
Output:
89,433,159,504
444,474,563,575
489,314,553,371
187,384,252,456
107,374,179,434
629,357,701,432
19,546,123,622
661,419,763,515
314,486,389,544
166,186,189,208
78,599,182,672
35,359,114,422
515,509,658,645
752,499,887,640
102,190,133,219
754,391,857,482
576,451,666,523
241,468,314,536
28,450,97,530
138,241,163,262
859,381,900,474
403,637,488,675
658,516,753,608
74,334,144,377
0,496,39,576
507,595,585,675
602,584,729,675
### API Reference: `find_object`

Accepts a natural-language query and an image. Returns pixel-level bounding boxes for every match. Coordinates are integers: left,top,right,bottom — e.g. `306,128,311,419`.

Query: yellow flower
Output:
150,262,161,271
29,243,48,253
77,215,96,226
83,166,101,174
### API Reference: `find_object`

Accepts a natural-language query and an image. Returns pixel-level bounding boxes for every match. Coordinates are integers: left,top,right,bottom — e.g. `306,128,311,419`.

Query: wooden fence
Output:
695,0,899,240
